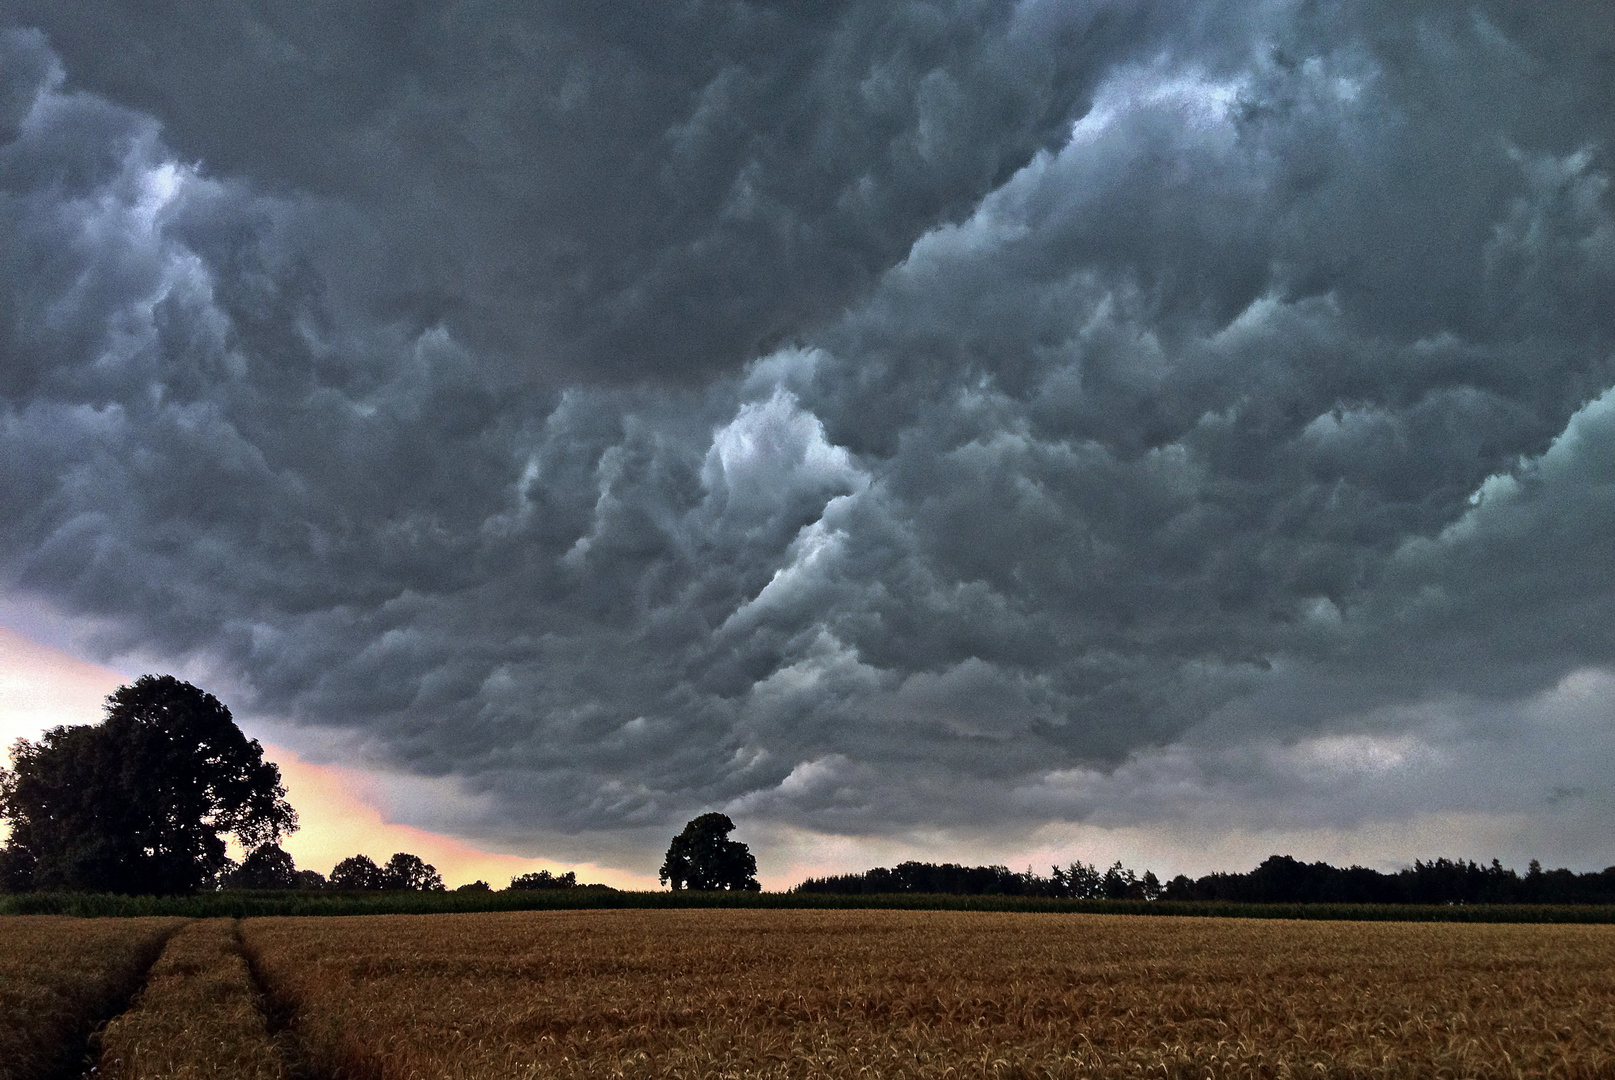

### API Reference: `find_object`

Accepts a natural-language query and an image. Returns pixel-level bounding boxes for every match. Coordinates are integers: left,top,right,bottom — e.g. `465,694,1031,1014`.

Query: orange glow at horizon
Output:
0,624,645,889
267,745,646,889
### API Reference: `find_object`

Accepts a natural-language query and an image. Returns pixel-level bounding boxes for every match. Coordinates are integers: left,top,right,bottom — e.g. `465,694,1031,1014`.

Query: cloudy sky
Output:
2,2,1613,887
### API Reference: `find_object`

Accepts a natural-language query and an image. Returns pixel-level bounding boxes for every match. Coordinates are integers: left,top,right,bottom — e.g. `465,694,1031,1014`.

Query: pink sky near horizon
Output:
0,625,647,889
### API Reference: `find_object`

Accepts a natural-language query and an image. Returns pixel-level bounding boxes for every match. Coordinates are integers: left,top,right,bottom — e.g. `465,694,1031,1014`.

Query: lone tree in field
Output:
0,675,297,894
659,812,759,891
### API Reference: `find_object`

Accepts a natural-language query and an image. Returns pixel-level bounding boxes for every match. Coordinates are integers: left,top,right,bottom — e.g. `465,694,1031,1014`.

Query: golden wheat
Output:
0,915,183,1080
241,908,1615,1079
94,918,284,1080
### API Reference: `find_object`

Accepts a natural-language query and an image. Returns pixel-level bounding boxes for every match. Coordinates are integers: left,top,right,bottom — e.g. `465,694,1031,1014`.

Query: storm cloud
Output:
2,3,1613,871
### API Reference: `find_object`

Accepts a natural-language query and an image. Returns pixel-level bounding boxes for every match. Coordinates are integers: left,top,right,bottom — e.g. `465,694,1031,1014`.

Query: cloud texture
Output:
2,3,1613,869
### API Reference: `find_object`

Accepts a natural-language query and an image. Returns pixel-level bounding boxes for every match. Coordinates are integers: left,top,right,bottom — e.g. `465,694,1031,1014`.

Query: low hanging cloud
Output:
2,3,1614,870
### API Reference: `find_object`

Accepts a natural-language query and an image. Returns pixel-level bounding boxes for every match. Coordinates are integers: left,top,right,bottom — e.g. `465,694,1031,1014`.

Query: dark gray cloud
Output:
7,0,1165,382
2,4,1614,869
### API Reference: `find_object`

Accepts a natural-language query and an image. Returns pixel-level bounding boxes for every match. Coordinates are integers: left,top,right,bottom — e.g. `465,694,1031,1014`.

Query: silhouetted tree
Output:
293,869,327,890
1162,874,1196,901
229,843,299,890
457,879,492,892
1140,870,1162,901
660,812,759,891
1064,861,1103,899
1101,861,1142,899
381,852,445,891
0,844,36,893
0,675,297,894
330,854,386,890
510,869,577,890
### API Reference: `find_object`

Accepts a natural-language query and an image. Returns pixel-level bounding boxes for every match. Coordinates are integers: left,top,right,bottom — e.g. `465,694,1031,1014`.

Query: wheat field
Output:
240,908,1615,1079
0,915,182,1080
94,917,285,1080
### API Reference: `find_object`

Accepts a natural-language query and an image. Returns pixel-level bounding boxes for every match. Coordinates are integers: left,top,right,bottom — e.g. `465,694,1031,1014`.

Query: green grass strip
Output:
5,890,1615,921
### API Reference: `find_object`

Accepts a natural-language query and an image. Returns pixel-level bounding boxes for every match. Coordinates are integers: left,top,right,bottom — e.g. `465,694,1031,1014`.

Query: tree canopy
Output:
659,812,759,891
792,855,1615,905
230,843,299,890
510,869,577,890
329,852,445,891
330,854,385,890
381,851,445,891
0,675,297,894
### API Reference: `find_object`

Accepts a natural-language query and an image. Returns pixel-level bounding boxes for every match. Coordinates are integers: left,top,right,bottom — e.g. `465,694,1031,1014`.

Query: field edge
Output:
6,890,1615,921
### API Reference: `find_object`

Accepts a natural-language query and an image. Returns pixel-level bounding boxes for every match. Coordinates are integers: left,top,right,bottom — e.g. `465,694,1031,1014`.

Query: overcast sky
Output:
2,2,1613,881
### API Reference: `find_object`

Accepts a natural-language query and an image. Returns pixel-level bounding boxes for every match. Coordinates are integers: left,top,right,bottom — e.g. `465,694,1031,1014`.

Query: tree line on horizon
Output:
207,842,615,894
4,823,617,896
219,843,455,893
791,854,1615,905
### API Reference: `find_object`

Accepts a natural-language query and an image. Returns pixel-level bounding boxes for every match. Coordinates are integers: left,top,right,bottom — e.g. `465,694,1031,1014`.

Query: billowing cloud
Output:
5,1,1165,383
2,4,1614,875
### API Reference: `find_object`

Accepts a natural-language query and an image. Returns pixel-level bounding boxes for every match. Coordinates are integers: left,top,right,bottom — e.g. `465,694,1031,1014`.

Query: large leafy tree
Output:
0,675,296,894
659,812,759,891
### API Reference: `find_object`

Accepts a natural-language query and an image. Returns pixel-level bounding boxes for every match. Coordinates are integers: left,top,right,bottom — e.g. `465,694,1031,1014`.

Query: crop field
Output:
95,918,283,1080
236,909,1615,1079
0,915,182,1080
5,909,1613,1079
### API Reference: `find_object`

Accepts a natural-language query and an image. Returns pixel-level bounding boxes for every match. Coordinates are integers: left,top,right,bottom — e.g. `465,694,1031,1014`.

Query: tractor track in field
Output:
61,919,327,1080
33,921,184,1080
234,919,333,1080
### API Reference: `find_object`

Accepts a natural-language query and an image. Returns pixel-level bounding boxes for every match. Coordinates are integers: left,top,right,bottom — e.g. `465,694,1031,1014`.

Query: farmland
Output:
4,908,1614,1078
0,916,182,1080
95,919,283,1080
239,909,1615,1079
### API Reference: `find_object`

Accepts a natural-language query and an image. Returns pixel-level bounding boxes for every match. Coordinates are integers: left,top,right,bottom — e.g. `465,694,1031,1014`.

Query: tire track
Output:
235,920,333,1080
24,918,186,1080
90,919,287,1079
